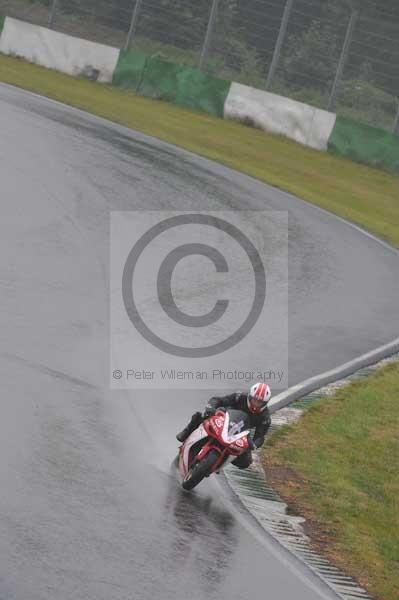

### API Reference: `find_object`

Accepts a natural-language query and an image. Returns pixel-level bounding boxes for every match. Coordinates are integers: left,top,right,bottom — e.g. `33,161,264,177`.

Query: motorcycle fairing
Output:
179,423,208,475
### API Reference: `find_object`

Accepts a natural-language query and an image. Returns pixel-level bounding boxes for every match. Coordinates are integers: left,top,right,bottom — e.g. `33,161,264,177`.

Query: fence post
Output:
393,104,399,135
199,0,219,70
125,0,143,51
328,8,359,112
265,0,294,90
48,0,59,28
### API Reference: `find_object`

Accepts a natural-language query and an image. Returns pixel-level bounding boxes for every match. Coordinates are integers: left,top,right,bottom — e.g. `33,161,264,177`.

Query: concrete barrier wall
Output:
0,17,119,83
224,82,336,152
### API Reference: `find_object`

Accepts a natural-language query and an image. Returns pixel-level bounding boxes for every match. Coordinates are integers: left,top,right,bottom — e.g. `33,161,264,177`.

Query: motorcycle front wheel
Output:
182,449,220,491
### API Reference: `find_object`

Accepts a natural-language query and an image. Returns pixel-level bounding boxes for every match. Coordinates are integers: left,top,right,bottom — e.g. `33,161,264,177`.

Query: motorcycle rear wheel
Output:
182,450,220,491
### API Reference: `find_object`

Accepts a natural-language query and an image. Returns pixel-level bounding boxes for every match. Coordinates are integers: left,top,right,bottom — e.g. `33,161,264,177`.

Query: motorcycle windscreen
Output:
225,409,250,437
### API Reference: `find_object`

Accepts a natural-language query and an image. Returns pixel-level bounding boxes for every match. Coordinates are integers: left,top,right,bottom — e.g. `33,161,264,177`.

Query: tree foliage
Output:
283,20,341,91
277,0,399,96
44,0,399,96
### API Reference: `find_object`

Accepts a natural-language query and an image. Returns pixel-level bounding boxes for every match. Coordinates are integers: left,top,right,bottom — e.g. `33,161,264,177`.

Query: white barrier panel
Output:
224,83,336,151
0,17,119,83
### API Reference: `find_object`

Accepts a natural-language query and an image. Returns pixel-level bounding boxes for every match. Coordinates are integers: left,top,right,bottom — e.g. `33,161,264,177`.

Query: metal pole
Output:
328,8,359,112
48,0,59,29
265,0,294,90
199,0,219,70
393,104,399,135
125,0,143,51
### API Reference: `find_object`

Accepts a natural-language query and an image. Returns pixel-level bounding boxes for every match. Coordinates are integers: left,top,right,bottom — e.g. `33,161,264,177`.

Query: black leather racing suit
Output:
185,392,271,469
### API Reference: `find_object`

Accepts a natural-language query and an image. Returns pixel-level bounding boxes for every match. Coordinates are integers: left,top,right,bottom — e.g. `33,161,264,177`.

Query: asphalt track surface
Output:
1,83,398,600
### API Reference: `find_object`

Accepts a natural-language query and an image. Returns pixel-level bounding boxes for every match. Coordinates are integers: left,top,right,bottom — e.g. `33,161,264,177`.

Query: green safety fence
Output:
112,49,147,92
113,51,231,119
139,57,231,118
328,117,399,175
0,15,5,36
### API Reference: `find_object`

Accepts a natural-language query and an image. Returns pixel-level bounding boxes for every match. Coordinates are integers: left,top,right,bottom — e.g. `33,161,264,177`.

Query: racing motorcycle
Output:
178,408,251,491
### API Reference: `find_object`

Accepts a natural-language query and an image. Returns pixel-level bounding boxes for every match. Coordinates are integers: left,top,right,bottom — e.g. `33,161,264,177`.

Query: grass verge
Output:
0,53,398,246
263,363,399,600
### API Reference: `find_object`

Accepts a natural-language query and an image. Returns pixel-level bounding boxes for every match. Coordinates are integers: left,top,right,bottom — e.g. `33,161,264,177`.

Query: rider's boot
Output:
176,412,202,443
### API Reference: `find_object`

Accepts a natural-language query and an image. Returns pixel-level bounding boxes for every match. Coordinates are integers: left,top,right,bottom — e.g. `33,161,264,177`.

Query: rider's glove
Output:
203,406,216,418
248,437,256,451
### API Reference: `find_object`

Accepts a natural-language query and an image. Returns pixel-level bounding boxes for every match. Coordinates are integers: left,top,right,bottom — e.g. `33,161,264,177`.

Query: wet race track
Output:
1,83,398,600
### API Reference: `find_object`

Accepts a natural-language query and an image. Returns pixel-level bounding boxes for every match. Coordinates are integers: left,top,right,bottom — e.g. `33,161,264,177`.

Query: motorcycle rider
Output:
176,382,272,469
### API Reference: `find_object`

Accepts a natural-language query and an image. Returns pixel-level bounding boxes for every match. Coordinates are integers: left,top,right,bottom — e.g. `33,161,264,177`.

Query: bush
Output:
337,79,398,130
282,20,341,92
339,79,397,115
208,37,266,88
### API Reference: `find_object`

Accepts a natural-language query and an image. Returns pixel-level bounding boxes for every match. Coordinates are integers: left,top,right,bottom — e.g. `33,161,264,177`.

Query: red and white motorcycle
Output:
178,408,251,490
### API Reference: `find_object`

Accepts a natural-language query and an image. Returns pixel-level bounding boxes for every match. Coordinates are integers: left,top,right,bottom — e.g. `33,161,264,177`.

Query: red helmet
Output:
247,383,271,414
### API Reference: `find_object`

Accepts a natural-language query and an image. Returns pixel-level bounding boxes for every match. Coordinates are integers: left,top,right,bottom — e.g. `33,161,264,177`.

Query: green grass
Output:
0,53,398,247
264,363,399,600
